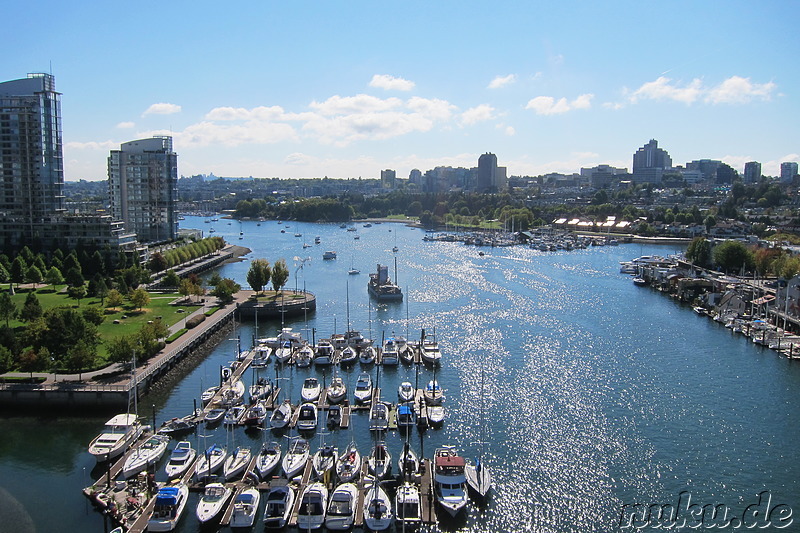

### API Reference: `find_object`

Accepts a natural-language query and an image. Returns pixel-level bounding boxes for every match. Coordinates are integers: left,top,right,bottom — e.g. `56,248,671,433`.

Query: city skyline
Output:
6,1,797,182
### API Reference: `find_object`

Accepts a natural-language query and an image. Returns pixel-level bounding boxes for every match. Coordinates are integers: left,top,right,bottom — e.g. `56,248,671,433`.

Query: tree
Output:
686,237,712,268
106,289,124,310
82,306,105,326
45,266,65,287
66,340,96,380
0,345,13,374
148,252,168,273
712,240,754,274
0,263,8,289
207,271,223,288
19,292,43,322
704,215,717,233
18,348,45,379
129,288,150,311
24,266,43,287
271,259,289,294
247,259,271,294
64,267,84,288
178,278,194,302
162,269,180,288
0,292,16,327
67,284,88,305
106,334,138,365
10,256,26,288
211,278,240,304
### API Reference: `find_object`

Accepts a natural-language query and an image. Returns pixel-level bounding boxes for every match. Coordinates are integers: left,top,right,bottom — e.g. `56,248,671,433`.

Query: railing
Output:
0,382,129,393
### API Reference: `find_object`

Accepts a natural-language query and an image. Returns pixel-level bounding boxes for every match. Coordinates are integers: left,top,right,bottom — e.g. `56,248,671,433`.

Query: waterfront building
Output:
632,140,672,185
109,136,178,243
743,161,762,184
780,162,798,184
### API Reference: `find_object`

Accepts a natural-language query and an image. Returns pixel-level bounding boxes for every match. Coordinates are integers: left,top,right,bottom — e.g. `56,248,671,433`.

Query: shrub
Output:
185,314,205,329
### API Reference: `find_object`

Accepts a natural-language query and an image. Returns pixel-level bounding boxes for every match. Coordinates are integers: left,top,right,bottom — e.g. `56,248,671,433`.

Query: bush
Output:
166,329,187,343
204,307,220,316
185,314,205,329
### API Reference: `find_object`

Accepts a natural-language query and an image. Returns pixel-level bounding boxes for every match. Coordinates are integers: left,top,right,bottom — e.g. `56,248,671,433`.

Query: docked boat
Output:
380,337,399,365
339,345,358,365
157,411,200,437
325,482,358,531
223,446,252,480
368,263,403,301
230,487,260,528
312,444,339,479
88,413,144,462
397,381,414,403
399,343,414,364
270,399,293,429
263,485,295,529
249,377,272,403
433,446,468,517
395,482,422,528
369,401,389,431
336,441,362,482
314,340,334,365
224,405,245,426
297,402,319,432
344,330,373,348
220,378,245,407
359,345,377,364
255,440,281,480
295,344,314,367
195,444,227,479
282,437,310,479
251,344,271,366
367,441,392,479
420,339,442,365
242,400,268,426
274,340,294,363
204,408,226,426
195,482,231,524
201,386,220,405
423,379,444,405
353,372,373,404
164,441,197,479
465,457,493,499
396,403,416,428
296,482,329,530
327,404,342,428
260,327,304,349
301,377,322,402
122,434,169,478
397,441,420,479
633,276,647,286
327,376,347,404
148,483,189,532
428,404,445,426
363,477,393,531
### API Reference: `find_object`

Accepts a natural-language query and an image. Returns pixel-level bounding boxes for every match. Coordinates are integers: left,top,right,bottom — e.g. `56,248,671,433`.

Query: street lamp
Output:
293,256,311,294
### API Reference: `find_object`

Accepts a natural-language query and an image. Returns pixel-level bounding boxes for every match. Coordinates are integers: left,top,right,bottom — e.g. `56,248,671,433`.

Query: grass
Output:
166,329,188,343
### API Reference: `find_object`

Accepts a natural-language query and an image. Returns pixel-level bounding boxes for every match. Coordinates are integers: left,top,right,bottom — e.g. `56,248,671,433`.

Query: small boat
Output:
327,376,347,404
348,267,360,275
339,345,358,365
122,434,169,478
359,346,377,364
195,444,227,479
301,377,322,402
274,340,294,363
157,412,200,437
296,402,319,432
399,344,414,364
428,404,445,426
295,344,314,367
255,440,282,480
325,482,358,531
423,379,444,405
465,457,493,499
230,487,261,528
323,250,337,260
312,444,339,479
395,482,422,528
633,277,647,286
367,441,392,479
327,404,342,428
220,379,245,407
164,441,197,479
396,403,416,428
353,372,373,404
336,441,362,482
249,377,272,403
297,482,329,530
363,477,393,531
314,340,334,365
195,482,232,524
282,437,310,479
397,381,414,403
270,399,293,429
251,345,271,367
148,483,189,532
223,446,252,480
315,236,321,244
369,402,389,432
205,408,226,426
224,405,245,426
433,446,468,517
397,441,420,479
380,337,399,365
201,386,220,405
420,339,442,365
263,485,295,529
88,413,144,462
242,400,268,426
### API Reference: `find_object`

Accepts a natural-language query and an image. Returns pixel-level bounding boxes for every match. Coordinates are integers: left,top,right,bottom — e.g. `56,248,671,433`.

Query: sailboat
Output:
465,369,492,499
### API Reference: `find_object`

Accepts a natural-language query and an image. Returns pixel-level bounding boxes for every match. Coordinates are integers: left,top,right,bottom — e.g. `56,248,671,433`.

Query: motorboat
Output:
465,457,492,499
296,482,329,530
397,381,414,403
122,434,169,478
327,404,342,428
201,386,220,405
363,477,393,531
395,482,422,528
249,377,272,403
301,377,321,402
297,402,319,432
242,400,268,427
224,405,245,426
195,482,231,524
396,403,416,428
368,401,389,431
323,250,337,260
353,372,373,404
260,327,304,349
274,340,294,363
270,399,293,429
157,411,200,437
312,444,339,479
359,345,377,364
433,446,468,517
399,343,414,364
220,379,245,407
336,441,362,482
344,330,373,349
263,485,295,529
397,441,420,479
230,487,260,528
295,344,314,367
368,263,403,302
420,340,442,365
255,440,281,480
223,446,252,480
380,337,399,365
325,482,358,531
204,408,226,426
327,376,347,404
339,345,358,365
148,483,189,532
423,379,444,405
251,344,271,367
330,333,347,351
367,441,392,479
195,444,227,479
282,437,310,479
428,404,445,426
314,340,334,365
88,413,144,462
164,441,197,479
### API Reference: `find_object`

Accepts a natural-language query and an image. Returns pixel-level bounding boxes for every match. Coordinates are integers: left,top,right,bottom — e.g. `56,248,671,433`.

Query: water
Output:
1,217,799,532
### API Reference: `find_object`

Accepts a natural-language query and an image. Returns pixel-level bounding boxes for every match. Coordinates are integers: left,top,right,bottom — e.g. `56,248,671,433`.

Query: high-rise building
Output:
686,159,722,182
380,169,396,189
780,162,798,183
632,140,672,184
109,136,178,243
477,153,499,192
743,161,762,184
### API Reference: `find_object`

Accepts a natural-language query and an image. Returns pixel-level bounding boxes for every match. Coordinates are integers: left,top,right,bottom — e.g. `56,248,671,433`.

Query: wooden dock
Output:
340,405,351,428
287,458,315,526
419,458,436,524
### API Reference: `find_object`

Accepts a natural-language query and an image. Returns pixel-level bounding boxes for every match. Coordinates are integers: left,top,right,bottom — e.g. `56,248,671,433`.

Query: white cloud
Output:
204,105,289,121
488,74,516,89
705,76,776,104
496,124,516,136
406,97,457,121
630,76,703,104
116,121,135,129
460,104,496,125
142,102,182,116
310,94,403,115
525,94,594,115
369,74,415,91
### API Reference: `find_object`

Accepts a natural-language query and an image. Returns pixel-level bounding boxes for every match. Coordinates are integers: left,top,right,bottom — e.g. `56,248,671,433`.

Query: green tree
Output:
24,266,43,287
148,252,168,273
67,284,88,305
0,345,13,373
247,259,271,294
10,256,26,288
712,241,754,274
129,288,150,311
211,278,240,304
0,292,16,327
64,267,84,288
106,334,138,365
18,348,45,379
66,340,96,380
19,292,43,322
45,266,65,287
162,269,181,288
82,306,105,326
686,237,712,268
271,259,289,294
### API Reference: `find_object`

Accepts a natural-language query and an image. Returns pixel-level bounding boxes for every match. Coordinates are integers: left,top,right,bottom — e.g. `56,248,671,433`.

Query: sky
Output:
4,1,798,181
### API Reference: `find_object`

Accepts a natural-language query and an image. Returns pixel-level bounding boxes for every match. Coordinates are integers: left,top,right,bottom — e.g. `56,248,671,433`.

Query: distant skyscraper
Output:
780,162,798,183
380,169,396,189
632,140,672,184
686,159,722,182
743,161,761,183
477,153,498,192
109,137,178,242
408,168,422,186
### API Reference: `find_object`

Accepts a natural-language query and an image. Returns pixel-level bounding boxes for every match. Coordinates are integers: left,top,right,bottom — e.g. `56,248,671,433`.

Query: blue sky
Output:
5,1,798,181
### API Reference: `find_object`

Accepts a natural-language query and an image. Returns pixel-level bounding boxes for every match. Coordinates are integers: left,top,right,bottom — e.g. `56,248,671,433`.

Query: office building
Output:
109,136,178,243
743,161,761,184
780,162,798,184
380,169,396,189
632,140,672,185
476,153,506,192
581,165,628,188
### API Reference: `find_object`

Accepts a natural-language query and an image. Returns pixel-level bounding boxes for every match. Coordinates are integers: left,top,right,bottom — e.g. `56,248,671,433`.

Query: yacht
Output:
363,477,393,530
312,444,339,479
327,376,347,404
270,399,293,429
195,444,227,479
380,337,399,365
433,446,468,517
296,482,329,530
147,483,189,532
395,482,422,528
230,488,260,528
369,402,389,432
255,440,281,480
164,441,196,479
263,485,295,529
397,381,415,403
336,441,362,482
301,377,322,402
223,446,252,480
296,402,319,432
325,482,358,530
353,372,373,404
367,441,392,479
195,482,231,524
88,413,143,462
314,340,334,365
282,437,310,479
122,434,169,479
